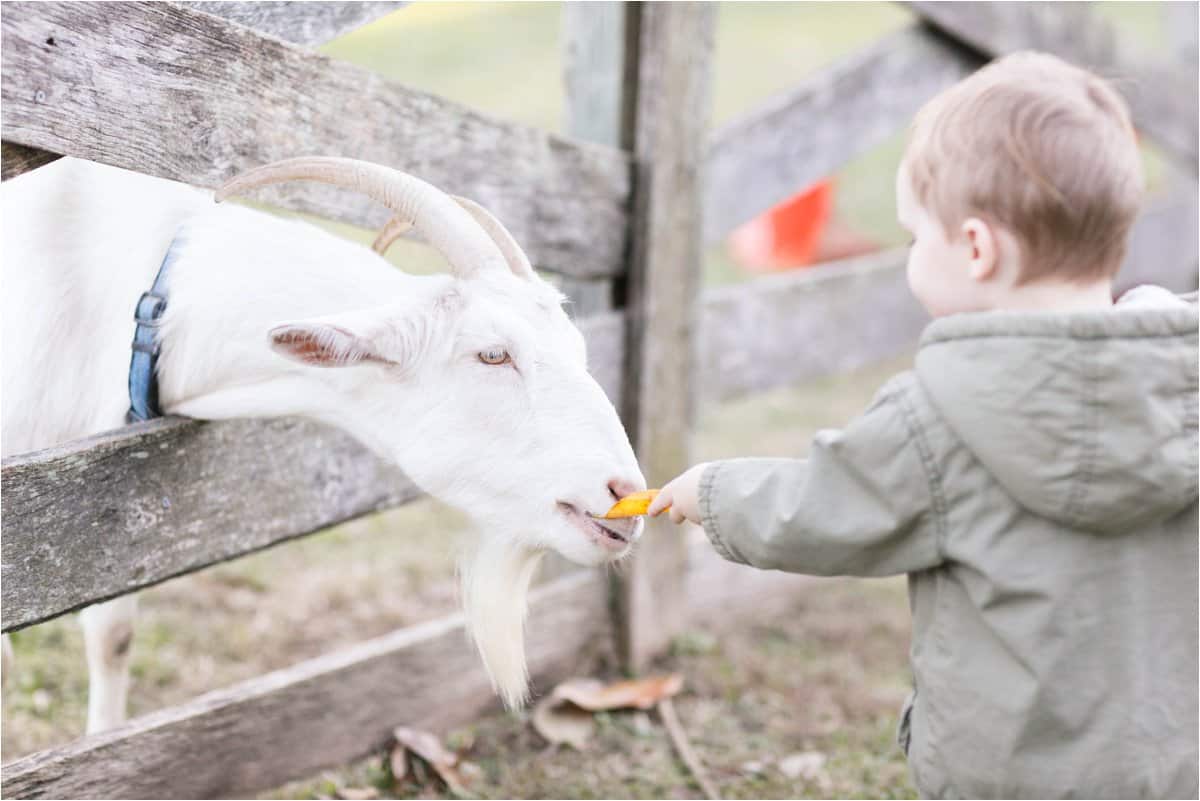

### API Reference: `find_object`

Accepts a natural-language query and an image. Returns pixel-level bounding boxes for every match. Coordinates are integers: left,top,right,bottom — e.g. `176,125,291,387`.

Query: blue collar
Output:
126,236,183,424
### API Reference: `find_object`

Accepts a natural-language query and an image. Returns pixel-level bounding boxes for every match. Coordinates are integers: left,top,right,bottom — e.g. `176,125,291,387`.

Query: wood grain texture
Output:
700,249,925,403
616,2,715,670
0,2,630,278
705,23,980,241
0,417,416,634
907,1,1199,171
559,1,631,318
0,317,623,634
0,141,60,179
0,570,611,799
180,1,406,47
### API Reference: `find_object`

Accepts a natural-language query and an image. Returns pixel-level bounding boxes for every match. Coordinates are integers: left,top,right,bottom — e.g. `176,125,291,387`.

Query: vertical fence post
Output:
560,1,631,318
614,1,716,670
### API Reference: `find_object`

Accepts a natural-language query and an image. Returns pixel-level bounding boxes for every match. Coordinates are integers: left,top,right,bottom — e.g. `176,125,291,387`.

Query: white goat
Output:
1,156,645,731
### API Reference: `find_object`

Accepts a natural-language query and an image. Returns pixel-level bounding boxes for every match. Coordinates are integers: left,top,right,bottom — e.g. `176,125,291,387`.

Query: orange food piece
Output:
601,489,661,519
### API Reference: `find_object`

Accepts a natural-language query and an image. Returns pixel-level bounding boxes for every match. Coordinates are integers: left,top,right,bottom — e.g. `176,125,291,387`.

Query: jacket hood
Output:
915,291,1198,534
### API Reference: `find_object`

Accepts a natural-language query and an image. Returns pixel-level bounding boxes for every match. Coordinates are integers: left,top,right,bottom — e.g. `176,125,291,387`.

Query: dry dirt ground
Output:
3,355,917,798
267,576,916,800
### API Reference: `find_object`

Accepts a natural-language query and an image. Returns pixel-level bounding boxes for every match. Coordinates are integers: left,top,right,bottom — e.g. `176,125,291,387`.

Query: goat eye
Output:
478,348,511,365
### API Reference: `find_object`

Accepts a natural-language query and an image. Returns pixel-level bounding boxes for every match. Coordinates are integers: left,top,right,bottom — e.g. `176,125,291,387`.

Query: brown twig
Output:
658,697,721,800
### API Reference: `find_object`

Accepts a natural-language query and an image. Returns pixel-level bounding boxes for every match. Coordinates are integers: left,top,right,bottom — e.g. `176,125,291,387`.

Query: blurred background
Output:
2,3,1185,798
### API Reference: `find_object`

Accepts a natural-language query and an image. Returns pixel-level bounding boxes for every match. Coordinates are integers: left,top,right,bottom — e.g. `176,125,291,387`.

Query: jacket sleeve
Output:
697,379,943,577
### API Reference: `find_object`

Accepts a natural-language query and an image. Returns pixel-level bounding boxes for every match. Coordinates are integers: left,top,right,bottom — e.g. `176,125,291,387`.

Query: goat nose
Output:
608,477,644,501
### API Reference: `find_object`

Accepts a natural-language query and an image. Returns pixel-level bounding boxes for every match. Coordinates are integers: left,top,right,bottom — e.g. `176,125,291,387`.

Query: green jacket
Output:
698,290,1198,798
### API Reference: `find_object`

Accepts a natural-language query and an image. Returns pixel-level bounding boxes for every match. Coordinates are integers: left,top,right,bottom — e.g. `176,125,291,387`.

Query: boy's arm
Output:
696,383,943,577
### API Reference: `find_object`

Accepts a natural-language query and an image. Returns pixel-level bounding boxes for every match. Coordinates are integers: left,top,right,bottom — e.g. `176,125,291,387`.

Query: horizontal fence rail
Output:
908,1,1200,170
1,570,612,800
705,22,980,242
4,188,1190,634
0,1,631,279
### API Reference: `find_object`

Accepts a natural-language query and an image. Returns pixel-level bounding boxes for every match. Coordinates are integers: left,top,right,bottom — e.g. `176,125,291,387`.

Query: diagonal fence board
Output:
0,141,61,180
179,1,407,47
700,249,925,402
907,1,1199,171
0,314,624,634
0,570,611,800
2,1,408,179
2,188,1191,633
699,187,1199,403
0,1,630,279
1116,185,1200,295
705,23,981,242
0,417,418,634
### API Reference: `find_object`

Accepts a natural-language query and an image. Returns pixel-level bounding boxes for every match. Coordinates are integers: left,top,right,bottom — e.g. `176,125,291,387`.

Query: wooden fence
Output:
2,2,1196,797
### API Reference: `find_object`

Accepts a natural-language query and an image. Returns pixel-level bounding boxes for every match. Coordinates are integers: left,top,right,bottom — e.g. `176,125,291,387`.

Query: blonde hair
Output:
903,51,1144,284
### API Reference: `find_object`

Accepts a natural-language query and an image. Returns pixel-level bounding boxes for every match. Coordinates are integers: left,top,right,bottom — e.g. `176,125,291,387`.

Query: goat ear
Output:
268,322,387,368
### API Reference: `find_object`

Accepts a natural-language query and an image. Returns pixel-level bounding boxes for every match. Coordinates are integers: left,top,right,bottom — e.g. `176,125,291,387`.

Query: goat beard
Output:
459,533,544,710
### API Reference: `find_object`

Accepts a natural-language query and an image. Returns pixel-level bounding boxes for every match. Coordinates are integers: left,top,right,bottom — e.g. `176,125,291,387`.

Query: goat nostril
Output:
607,478,641,501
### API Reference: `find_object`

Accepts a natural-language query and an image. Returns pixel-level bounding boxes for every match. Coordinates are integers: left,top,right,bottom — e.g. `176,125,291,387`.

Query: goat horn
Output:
450,196,535,279
372,215,413,255
216,157,507,279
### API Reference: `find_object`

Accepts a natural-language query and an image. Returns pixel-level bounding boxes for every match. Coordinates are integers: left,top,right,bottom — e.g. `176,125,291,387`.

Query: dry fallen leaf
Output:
390,726,470,794
555,674,684,711
335,787,379,800
532,697,597,749
531,674,685,748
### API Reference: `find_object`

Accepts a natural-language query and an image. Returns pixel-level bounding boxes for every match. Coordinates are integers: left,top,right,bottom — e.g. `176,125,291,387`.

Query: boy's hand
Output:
647,462,710,525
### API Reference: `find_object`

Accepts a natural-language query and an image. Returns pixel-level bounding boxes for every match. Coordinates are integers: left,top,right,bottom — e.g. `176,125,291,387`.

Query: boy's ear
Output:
962,217,999,282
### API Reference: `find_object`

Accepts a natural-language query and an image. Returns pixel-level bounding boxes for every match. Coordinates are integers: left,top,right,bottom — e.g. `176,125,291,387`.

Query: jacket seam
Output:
891,381,949,558
699,461,740,564
1062,347,1099,526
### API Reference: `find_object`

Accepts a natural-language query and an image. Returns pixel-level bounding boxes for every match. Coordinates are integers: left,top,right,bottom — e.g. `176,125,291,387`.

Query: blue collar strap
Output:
126,237,182,424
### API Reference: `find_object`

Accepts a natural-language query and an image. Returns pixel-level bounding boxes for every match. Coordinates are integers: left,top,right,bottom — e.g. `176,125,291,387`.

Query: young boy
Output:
648,52,1198,798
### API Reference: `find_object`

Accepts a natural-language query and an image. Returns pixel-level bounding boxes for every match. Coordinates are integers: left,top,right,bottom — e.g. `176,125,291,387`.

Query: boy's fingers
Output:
647,488,671,516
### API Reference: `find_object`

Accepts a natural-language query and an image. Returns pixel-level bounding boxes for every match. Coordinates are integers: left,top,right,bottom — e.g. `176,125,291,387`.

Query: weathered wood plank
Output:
0,141,60,180
907,1,1199,171
1116,186,1199,295
700,248,924,403
704,23,980,241
559,1,631,319
1166,1,1199,69
0,2,630,278
615,2,715,670
179,1,406,47
0,570,610,799
0,316,623,633
699,186,1199,404
0,417,416,633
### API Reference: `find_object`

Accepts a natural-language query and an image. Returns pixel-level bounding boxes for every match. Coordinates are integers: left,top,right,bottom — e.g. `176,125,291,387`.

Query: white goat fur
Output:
1,158,644,726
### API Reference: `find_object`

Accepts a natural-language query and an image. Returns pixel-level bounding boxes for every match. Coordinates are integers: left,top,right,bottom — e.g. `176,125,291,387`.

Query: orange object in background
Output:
729,179,878,272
